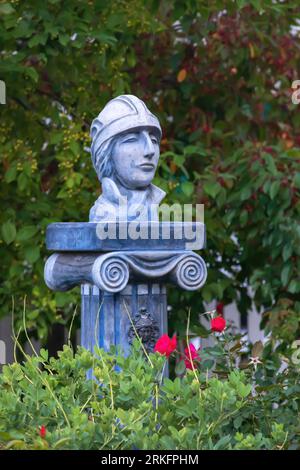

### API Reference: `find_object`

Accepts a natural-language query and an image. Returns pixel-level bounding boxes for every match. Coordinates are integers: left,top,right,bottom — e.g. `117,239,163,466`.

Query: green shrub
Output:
0,330,299,450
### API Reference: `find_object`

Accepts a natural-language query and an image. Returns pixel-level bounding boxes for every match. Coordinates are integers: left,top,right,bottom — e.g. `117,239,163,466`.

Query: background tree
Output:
0,0,299,350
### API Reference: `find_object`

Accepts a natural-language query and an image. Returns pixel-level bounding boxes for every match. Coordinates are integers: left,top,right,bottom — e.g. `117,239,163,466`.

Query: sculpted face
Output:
111,129,160,189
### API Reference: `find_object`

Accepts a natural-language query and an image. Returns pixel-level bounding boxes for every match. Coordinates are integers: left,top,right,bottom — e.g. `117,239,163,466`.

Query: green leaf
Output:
240,209,248,227
193,324,210,338
237,383,252,399
1,221,16,245
250,0,264,12
175,360,186,376
56,188,68,199
50,132,63,145
214,435,232,450
58,34,69,46
270,180,280,200
287,279,300,294
55,292,71,308
66,178,74,188
201,359,214,370
25,67,39,83
69,140,80,156
207,346,224,357
181,181,194,197
16,226,38,242
5,165,17,183
28,33,48,48
263,180,271,194
283,244,292,262
281,264,292,287
240,186,251,201
203,181,221,198
160,436,175,449
24,246,40,263
0,431,14,442
17,173,28,191
236,0,248,8
263,153,278,176
92,31,117,45
294,172,300,189
39,348,49,361
0,3,15,14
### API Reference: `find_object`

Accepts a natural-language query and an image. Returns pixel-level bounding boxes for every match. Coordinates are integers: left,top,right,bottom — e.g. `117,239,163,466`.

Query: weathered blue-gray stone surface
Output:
89,95,164,222
44,94,208,364
46,222,205,251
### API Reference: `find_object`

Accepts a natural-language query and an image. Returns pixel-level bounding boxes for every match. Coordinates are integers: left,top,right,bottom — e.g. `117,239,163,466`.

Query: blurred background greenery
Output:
0,0,299,353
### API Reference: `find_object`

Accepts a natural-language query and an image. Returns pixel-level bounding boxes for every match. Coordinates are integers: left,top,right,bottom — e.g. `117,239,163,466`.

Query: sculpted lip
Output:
139,163,155,170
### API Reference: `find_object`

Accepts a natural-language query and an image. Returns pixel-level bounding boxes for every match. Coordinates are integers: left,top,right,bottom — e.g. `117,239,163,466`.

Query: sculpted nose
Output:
142,131,155,159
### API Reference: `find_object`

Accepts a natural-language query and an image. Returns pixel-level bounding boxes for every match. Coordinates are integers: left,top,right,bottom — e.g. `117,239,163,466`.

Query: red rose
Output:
184,343,200,370
154,334,177,358
211,316,226,332
216,302,224,315
39,425,46,439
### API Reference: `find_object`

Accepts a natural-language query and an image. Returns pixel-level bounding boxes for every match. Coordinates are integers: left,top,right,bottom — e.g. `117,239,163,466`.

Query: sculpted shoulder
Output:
89,177,166,222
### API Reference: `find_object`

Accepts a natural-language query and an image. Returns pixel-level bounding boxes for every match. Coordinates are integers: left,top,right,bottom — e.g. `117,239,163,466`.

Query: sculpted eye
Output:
150,135,158,144
122,136,138,143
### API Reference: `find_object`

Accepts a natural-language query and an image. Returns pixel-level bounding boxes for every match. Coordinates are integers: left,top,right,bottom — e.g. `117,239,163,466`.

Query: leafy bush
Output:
0,325,299,450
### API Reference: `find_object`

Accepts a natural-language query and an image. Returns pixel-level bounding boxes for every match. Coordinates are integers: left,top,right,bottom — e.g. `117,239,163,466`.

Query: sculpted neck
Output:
110,175,149,202
89,176,166,222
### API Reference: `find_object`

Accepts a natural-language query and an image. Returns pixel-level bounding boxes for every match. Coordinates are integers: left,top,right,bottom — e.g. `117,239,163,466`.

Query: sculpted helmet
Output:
90,95,162,178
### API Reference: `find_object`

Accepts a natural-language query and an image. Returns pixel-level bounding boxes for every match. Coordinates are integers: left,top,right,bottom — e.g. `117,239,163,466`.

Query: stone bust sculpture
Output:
89,94,166,222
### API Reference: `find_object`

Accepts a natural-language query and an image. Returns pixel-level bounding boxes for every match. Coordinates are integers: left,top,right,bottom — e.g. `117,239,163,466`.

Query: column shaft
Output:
81,283,167,377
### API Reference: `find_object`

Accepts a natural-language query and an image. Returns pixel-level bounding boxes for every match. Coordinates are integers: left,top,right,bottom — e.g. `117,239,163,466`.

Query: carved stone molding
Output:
44,250,207,293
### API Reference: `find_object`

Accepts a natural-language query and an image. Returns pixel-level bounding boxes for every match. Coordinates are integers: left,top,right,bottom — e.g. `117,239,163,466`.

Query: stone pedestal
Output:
80,283,167,379
44,222,207,367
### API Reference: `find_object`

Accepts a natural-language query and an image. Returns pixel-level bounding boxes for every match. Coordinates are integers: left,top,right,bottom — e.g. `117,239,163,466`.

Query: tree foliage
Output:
0,0,300,342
